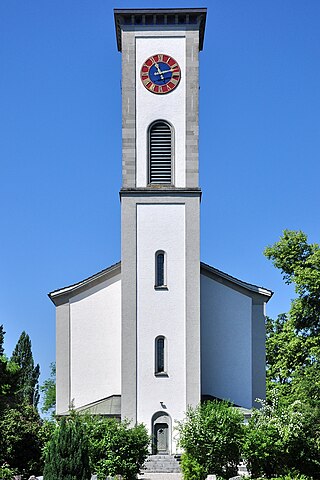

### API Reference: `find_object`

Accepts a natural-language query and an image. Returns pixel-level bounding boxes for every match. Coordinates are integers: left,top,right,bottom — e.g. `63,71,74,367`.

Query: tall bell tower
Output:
115,8,206,453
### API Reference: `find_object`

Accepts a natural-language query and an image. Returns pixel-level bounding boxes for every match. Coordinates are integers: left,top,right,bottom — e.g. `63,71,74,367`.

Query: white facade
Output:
136,35,186,187
50,8,272,457
51,264,271,417
69,275,121,408
137,204,186,452
200,269,267,408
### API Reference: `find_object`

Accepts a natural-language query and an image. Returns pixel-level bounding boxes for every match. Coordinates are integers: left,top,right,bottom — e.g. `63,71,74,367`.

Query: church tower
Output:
50,7,271,460
115,9,207,452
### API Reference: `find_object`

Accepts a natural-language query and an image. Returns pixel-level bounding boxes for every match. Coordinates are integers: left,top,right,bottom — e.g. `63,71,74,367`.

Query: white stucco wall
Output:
137,203,186,452
200,274,253,409
69,275,121,408
136,34,186,187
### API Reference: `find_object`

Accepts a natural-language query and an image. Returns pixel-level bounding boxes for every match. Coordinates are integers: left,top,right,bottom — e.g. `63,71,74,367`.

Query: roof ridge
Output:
200,261,273,297
48,261,121,298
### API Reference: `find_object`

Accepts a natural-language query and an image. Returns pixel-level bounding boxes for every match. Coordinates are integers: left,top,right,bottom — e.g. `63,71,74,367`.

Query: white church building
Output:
49,8,272,455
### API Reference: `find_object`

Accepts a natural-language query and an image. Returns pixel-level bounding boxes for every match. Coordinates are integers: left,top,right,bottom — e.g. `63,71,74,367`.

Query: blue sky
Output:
1,0,319,400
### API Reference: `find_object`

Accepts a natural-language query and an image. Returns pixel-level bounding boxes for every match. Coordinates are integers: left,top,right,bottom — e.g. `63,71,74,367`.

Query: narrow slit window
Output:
155,250,166,287
149,121,172,184
155,336,166,374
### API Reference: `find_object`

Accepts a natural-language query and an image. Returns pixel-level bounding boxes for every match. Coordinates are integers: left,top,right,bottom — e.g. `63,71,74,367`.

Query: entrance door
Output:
154,423,169,454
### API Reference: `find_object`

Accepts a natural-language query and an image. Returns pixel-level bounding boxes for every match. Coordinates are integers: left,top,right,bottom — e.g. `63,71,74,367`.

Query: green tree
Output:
264,230,320,404
0,325,4,356
177,400,244,480
0,404,43,476
11,331,40,408
0,326,20,413
85,416,149,480
263,230,320,478
264,230,320,336
40,362,56,417
243,392,318,478
43,415,91,480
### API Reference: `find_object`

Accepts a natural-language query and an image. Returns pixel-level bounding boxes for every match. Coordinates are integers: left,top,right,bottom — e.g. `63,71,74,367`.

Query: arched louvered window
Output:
155,336,166,374
149,121,173,184
155,250,166,288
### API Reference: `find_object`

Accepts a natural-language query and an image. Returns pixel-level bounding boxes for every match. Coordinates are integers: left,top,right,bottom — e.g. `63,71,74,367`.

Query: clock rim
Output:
140,53,181,95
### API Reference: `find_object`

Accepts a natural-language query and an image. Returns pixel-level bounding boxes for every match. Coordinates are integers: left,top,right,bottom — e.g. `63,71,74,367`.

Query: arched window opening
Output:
155,336,166,374
149,121,173,184
155,250,166,288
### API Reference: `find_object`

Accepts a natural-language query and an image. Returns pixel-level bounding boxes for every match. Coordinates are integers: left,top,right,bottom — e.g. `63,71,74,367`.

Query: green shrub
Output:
180,453,206,480
85,416,149,480
177,400,244,480
242,393,318,479
0,405,43,476
43,415,91,480
252,476,312,480
0,463,17,480
273,475,313,480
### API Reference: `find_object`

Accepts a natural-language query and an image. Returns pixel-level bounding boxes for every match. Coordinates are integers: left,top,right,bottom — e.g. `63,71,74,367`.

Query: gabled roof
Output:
200,262,273,300
48,260,272,305
48,261,121,305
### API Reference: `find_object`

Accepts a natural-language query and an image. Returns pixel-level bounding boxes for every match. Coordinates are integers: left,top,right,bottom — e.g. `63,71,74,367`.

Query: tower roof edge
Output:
114,8,207,52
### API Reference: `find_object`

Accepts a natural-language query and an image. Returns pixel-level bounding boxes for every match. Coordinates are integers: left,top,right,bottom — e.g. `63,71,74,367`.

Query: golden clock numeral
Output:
171,62,178,69
172,71,180,77
149,84,155,91
143,78,150,86
141,72,148,78
158,54,163,62
167,57,171,63
150,56,156,64
158,86,163,93
171,78,178,85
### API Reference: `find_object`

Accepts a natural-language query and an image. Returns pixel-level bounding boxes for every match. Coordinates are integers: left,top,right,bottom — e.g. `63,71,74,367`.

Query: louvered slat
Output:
149,122,172,184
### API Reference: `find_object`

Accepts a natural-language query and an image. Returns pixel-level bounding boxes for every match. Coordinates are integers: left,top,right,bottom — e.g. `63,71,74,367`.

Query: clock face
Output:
140,54,181,94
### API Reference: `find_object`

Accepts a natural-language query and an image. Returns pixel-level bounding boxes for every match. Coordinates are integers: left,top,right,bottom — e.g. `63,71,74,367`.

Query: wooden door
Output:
155,423,169,453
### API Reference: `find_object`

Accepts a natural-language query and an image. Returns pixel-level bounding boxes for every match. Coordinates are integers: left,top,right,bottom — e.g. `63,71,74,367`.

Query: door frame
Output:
151,411,172,455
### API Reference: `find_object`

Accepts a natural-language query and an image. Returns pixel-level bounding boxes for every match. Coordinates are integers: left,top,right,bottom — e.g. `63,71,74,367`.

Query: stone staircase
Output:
237,460,249,476
142,455,181,474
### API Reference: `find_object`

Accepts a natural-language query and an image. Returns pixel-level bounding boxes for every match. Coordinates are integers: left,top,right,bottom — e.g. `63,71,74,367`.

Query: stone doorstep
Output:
138,474,183,480
142,455,181,474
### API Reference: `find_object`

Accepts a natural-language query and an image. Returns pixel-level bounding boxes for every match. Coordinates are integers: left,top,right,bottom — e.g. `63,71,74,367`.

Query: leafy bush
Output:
43,415,91,480
242,392,317,479
250,476,312,480
177,400,244,480
85,416,149,480
0,405,43,476
0,463,17,480
180,453,206,480
273,475,313,480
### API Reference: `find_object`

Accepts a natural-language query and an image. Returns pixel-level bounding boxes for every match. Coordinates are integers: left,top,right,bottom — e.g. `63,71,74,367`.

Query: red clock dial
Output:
140,54,181,94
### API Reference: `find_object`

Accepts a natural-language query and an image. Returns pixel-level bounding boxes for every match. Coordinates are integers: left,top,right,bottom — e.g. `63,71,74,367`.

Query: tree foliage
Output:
43,415,91,480
0,324,19,412
40,362,56,417
177,400,244,480
85,416,149,480
0,325,4,357
264,229,320,336
263,230,320,478
243,392,318,478
0,404,44,476
0,326,47,477
264,230,320,404
11,331,40,408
